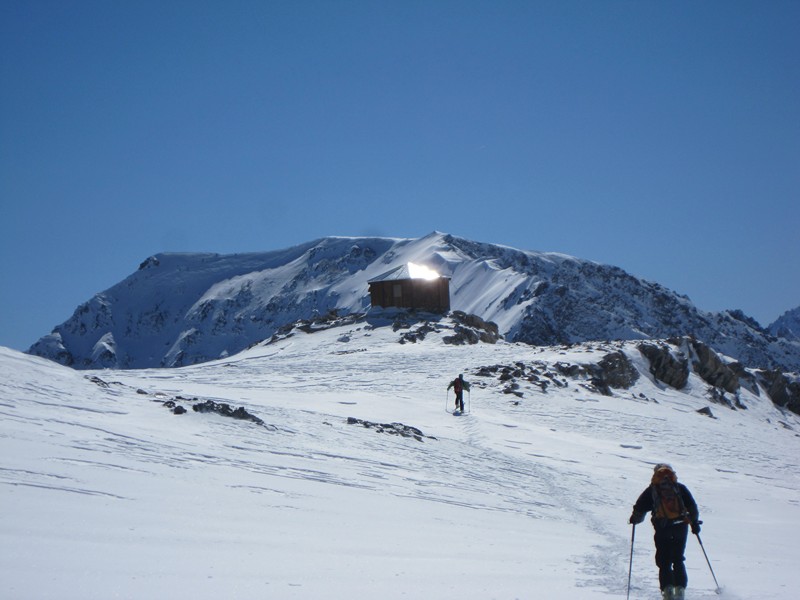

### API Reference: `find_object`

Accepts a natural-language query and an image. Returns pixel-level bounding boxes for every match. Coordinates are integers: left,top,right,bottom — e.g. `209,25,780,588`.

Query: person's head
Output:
651,463,677,485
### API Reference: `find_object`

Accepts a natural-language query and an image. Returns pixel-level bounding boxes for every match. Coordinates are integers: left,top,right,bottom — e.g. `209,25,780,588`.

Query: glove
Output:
691,520,701,535
629,510,644,525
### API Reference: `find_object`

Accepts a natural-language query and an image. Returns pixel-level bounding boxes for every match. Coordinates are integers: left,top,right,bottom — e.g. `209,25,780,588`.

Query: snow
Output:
29,232,800,371
2,319,799,599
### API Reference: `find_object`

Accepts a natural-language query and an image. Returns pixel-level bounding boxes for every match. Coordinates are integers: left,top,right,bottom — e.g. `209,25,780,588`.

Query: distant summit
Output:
28,232,800,371
769,306,800,342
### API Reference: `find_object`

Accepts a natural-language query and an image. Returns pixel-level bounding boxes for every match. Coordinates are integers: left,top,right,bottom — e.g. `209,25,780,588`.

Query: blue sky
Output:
1,0,798,351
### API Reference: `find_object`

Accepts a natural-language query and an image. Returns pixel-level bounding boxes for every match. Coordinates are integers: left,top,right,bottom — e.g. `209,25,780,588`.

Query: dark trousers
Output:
454,390,464,411
653,523,689,590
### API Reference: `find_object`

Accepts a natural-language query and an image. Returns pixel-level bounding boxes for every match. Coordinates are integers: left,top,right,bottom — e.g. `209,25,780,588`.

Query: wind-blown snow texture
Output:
28,232,800,371
3,315,799,599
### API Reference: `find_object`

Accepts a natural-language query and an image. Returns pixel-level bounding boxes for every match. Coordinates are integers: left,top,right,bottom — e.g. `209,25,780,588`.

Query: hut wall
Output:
369,278,450,313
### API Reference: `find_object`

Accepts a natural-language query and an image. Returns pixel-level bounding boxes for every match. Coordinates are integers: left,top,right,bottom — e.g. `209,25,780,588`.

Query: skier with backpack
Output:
628,464,700,600
447,374,470,413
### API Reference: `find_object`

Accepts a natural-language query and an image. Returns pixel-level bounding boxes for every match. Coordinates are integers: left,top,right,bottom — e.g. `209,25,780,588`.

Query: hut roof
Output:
368,264,450,284
368,265,413,283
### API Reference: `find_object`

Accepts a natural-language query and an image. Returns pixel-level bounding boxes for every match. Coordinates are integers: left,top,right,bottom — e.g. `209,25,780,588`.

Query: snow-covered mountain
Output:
28,232,800,372
769,306,800,342
3,314,799,599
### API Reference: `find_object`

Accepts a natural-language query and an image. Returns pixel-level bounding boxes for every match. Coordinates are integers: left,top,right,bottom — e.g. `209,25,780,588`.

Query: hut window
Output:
393,284,402,298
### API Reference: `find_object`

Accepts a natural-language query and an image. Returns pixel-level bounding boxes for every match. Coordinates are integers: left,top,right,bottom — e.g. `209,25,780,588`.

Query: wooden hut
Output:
368,264,450,313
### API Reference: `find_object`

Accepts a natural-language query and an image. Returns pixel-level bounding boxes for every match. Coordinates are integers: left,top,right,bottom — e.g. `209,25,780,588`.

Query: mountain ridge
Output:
769,306,800,342
27,232,800,372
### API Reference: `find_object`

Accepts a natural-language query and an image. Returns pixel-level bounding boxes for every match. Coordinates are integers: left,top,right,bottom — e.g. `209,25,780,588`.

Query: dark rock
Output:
86,375,110,388
192,400,265,426
595,351,640,389
638,343,689,389
725,309,765,332
443,324,480,345
138,256,160,270
757,370,800,416
706,386,746,410
690,340,740,394
729,362,760,395
697,406,716,418
476,365,499,377
499,370,514,381
582,351,639,395
555,362,585,378
443,311,501,345
398,322,438,344
392,318,411,332
346,417,435,442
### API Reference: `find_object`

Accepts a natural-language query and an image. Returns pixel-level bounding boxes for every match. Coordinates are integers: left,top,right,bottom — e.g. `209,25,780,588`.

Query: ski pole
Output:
444,388,449,413
695,531,721,593
626,523,636,600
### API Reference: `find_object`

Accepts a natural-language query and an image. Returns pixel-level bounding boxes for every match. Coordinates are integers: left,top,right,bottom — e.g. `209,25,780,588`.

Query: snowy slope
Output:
3,315,799,600
27,232,800,372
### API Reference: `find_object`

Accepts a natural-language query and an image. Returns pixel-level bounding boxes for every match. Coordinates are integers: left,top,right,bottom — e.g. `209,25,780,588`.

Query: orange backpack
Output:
651,466,688,521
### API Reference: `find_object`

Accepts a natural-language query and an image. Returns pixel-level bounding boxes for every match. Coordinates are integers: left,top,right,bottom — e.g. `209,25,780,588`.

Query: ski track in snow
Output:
2,326,799,599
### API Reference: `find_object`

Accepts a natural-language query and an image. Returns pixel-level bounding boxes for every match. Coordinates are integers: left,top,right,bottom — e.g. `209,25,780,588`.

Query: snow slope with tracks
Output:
2,317,799,599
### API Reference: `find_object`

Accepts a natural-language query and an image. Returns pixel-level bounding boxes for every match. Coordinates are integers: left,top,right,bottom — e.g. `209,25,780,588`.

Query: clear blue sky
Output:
2,0,798,351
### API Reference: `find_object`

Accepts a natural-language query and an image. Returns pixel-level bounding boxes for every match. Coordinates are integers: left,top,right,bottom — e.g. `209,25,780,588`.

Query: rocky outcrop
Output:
729,362,760,395
192,399,266,426
474,338,799,416
161,399,187,415
442,311,501,345
690,339,740,394
473,351,638,399
397,321,440,344
377,310,499,345
757,370,800,416
155,395,269,424
346,417,435,442
475,361,568,397
592,351,640,392
635,337,800,415
637,338,744,408
705,386,746,410
638,343,689,389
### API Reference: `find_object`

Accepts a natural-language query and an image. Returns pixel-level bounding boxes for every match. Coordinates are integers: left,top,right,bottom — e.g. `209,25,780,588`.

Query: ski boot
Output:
661,586,674,600
673,587,685,600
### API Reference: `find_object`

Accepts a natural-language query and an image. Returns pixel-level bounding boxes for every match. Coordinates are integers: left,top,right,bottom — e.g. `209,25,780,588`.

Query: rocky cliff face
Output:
27,232,800,372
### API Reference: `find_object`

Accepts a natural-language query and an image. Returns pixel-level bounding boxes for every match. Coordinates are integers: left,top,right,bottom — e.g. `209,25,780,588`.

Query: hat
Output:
651,463,677,485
